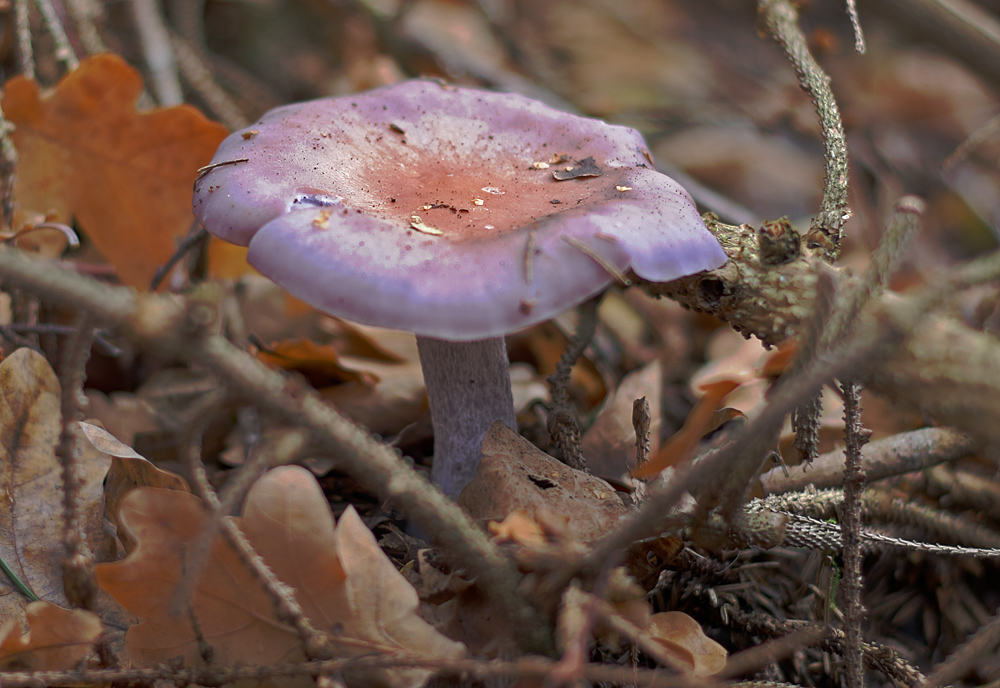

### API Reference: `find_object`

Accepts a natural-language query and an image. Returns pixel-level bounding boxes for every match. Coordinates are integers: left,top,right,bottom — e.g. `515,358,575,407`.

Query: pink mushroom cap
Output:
193,80,726,340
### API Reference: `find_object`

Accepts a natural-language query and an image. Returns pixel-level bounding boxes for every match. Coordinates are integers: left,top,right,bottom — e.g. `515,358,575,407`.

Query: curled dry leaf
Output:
1,54,228,288
0,600,102,671
460,422,629,543
647,611,727,677
96,466,465,688
78,421,190,552
581,360,662,478
0,349,111,627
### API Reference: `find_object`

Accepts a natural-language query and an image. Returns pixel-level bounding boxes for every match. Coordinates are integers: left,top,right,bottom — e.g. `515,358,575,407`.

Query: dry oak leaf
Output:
646,611,727,677
0,348,111,629
0,600,102,671
460,422,629,543
2,53,228,288
95,466,465,688
77,421,190,553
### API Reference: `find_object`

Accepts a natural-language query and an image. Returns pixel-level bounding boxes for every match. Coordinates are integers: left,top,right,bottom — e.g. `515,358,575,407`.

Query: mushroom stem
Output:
417,336,517,498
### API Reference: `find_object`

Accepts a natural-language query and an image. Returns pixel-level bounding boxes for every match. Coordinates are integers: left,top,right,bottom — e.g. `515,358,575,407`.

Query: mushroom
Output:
193,79,726,498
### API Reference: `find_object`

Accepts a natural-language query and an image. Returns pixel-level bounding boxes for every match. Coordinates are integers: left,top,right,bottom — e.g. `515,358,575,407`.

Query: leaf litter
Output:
96,466,465,688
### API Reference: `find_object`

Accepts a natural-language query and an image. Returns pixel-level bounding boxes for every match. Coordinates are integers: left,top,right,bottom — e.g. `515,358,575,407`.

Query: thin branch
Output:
34,0,79,71
132,0,183,105
547,295,601,471
14,0,34,80
65,0,107,55
760,427,973,493
839,379,868,688
846,0,866,54
170,32,250,130
56,313,96,610
921,609,1000,688
0,654,712,688
758,0,850,260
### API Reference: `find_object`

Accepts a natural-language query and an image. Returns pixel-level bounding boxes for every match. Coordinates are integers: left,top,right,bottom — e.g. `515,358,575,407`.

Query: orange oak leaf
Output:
0,601,102,671
2,54,228,288
95,466,465,688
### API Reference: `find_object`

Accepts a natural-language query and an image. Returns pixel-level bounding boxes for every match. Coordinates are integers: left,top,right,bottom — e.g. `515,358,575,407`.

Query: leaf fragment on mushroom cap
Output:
410,215,443,236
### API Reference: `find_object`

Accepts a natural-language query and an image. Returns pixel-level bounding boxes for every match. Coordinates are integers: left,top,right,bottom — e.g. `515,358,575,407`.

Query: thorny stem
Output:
839,379,868,688
55,315,119,669
178,394,331,661
56,314,97,610
0,246,553,655
730,609,926,687
758,0,850,260
547,296,601,471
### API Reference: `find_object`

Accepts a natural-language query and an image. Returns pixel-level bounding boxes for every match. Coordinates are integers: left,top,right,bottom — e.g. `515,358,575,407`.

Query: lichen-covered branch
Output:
758,0,850,260
641,212,1000,448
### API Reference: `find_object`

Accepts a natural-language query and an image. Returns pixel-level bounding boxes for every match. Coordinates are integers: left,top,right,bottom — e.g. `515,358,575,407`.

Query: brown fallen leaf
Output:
0,600,102,671
257,338,377,386
320,356,427,437
460,422,629,543
647,611,727,677
0,349,112,628
2,54,228,288
581,360,662,478
96,466,465,688
77,421,190,552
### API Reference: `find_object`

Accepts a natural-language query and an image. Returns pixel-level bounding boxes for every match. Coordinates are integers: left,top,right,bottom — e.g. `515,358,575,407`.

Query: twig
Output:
838,379,868,688
632,396,650,470
823,196,924,348
581,308,908,581
222,516,333,660
0,654,711,688
170,32,250,130
55,314,119,669
0,106,17,232
0,246,554,656
547,296,601,471
56,313,97,611
758,0,850,260
34,0,79,71
720,624,829,679
760,427,973,493
65,0,107,55
846,0,866,54
730,610,926,687
920,609,1000,688
14,0,34,80
150,224,207,291
790,268,836,464
131,0,183,105
869,0,1000,88
175,393,330,660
